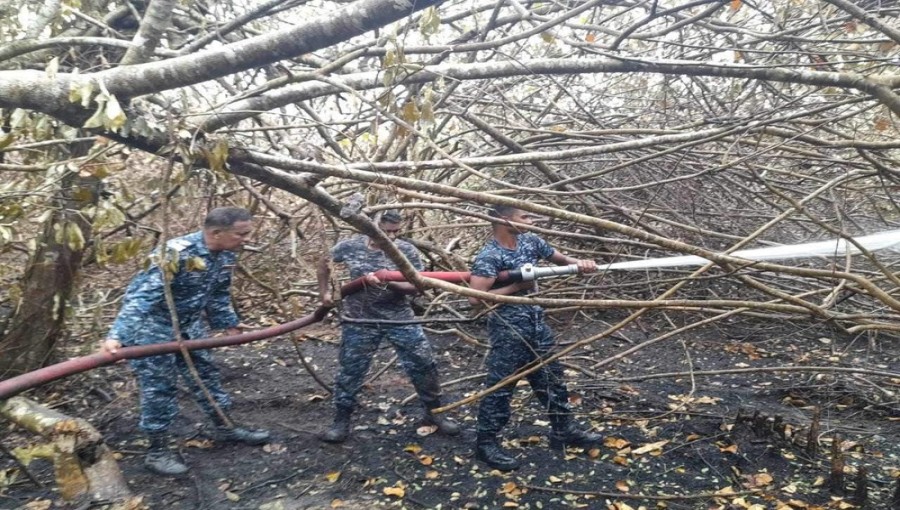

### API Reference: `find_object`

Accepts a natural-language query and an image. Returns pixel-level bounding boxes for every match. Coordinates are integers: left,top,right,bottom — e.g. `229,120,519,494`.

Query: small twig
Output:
364,354,399,386
291,335,333,394
236,469,305,495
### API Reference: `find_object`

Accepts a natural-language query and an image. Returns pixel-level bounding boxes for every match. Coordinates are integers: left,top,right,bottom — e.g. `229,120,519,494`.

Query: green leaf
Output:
104,95,127,132
82,102,106,129
208,139,229,173
418,7,441,38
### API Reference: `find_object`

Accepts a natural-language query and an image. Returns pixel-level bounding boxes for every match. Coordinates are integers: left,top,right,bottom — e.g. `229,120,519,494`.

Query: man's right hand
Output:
321,291,335,307
100,339,122,354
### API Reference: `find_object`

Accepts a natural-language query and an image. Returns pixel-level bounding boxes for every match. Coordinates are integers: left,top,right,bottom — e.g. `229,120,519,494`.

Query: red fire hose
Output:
0,265,566,400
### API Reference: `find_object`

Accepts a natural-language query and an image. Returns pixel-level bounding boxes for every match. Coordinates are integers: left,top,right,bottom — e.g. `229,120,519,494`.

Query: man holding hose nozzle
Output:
468,205,601,471
317,210,460,443
100,207,270,476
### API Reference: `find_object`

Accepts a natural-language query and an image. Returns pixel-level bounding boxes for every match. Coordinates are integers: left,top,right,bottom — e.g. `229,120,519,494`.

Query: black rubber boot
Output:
320,406,353,443
548,423,603,450
144,432,189,476
475,435,520,471
207,412,271,445
210,426,271,445
423,401,461,436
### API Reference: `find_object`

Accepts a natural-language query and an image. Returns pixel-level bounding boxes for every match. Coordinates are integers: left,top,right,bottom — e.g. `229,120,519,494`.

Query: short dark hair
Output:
378,209,403,225
204,207,252,229
488,205,519,219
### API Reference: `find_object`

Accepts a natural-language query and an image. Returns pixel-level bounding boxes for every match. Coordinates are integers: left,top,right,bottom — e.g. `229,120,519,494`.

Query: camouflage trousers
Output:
129,348,231,433
333,323,442,412
476,308,571,437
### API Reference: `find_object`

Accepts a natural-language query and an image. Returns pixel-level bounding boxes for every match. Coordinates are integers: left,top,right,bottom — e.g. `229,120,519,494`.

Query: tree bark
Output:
0,171,98,379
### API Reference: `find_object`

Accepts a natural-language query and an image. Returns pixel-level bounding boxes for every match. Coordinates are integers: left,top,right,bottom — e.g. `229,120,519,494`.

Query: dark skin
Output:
468,209,597,307
318,220,419,307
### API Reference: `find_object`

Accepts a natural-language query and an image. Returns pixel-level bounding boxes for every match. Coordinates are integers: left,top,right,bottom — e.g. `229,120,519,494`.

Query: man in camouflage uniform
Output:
102,207,269,476
468,205,601,471
317,210,459,442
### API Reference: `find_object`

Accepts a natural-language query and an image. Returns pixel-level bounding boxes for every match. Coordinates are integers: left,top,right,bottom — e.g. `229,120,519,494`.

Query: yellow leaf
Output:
719,444,738,454
383,485,405,498
503,503,519,508
184,439,214,449
331,499,344,508
425,470,440,479
612,455,629,466
404,444,423,454
325,471,341,483
604,437,630,449
185,256,207,272
714,486,736,495
615,480,630,492
548,475,563,483
632,440,669,455
419,455,434,466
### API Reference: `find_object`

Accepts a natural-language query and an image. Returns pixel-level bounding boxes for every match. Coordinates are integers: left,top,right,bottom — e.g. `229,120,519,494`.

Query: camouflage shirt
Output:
470,233,555,319
108,231,240,345
332,235,424,321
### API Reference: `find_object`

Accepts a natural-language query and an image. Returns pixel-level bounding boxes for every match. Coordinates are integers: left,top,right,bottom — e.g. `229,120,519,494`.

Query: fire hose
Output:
0,265,573,400
4,227,898,400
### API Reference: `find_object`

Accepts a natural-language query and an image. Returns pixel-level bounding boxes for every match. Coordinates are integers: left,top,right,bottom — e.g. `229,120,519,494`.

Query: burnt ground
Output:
2,311,900,510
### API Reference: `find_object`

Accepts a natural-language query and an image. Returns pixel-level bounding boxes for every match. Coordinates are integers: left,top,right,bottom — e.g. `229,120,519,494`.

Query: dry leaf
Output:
604,437,630,449
325,471,341,483
225,491,240,502
404,444,423,454
615,480,630,492
719,444,738,454
419,455,434,466
585,33,596,43
383,484,406,498
425,470,440,479
631,440,669,455
417,425,438,437
331,499,344,508
184,439,214,449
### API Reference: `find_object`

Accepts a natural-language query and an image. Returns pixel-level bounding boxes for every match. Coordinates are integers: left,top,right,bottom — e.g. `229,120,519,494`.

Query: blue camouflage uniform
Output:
470,233,573,437
108,231,240,433
330,236,442,412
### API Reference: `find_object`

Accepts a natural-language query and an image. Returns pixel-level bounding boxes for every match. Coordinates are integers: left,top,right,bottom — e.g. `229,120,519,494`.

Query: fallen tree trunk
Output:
0,397,135,505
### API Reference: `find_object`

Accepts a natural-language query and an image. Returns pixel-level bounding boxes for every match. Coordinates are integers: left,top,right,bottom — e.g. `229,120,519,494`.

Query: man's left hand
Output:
576,259,597,274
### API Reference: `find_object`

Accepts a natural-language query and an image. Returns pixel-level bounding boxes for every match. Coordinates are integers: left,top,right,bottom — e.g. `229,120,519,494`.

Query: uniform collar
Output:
190,230,211,256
